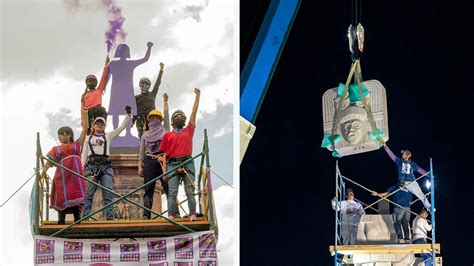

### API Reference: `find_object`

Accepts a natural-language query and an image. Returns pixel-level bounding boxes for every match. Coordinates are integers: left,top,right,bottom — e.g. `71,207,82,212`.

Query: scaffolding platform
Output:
330,160,441,265
329,244,441,256
38,218,211,239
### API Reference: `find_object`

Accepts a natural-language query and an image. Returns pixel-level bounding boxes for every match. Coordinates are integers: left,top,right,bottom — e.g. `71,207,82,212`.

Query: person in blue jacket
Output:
383,145,431,212
372,181,413,242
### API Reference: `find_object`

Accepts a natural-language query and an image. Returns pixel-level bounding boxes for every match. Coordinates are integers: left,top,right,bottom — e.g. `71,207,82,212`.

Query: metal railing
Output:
31,129,218,238
332,160,437,265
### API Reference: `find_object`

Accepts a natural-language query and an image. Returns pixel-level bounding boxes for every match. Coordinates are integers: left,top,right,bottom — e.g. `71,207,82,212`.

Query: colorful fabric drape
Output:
46,139,86,211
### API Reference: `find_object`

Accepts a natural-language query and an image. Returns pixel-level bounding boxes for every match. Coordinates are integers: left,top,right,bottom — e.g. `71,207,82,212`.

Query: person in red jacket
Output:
159,88,200,221
81,55,110,134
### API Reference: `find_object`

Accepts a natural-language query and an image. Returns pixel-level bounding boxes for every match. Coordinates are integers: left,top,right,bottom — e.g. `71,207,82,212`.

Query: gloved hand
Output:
125,105,132,115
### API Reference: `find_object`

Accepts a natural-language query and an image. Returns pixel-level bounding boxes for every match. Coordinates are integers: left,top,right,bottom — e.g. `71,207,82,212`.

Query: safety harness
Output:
86,134,110,180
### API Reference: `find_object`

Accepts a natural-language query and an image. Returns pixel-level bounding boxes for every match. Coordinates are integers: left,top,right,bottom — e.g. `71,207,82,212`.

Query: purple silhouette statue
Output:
107,42,153,147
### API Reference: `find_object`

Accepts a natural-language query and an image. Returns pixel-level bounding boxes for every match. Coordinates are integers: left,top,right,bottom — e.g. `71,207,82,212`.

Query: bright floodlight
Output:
425,180,431,189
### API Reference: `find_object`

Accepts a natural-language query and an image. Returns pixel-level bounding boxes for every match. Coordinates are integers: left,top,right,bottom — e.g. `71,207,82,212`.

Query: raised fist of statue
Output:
125,105,132,114
147,42,154,48
163,93,168,101
160,62,164,70
194,88,200,95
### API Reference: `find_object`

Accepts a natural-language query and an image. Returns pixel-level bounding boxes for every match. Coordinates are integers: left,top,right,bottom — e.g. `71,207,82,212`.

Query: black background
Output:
241,1,473,265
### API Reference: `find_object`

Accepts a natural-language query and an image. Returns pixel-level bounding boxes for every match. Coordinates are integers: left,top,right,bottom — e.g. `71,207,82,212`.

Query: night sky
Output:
240,1,473,265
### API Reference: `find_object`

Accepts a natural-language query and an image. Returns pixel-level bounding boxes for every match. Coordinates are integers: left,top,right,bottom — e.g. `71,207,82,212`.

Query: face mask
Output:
140,83,150,92
173,118,185,129
148,119,161,127
87,83,97,90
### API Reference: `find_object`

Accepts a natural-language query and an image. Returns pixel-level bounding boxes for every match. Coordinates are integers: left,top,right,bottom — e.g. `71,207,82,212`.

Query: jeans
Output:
82,164,115,220
166,160,196,216
142,157,163,219
393,206,411,240
405,180,431,210
413,238,432,266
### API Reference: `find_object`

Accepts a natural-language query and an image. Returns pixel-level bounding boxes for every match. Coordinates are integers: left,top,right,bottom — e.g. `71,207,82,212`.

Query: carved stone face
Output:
341,119,364,145
339,105,368,145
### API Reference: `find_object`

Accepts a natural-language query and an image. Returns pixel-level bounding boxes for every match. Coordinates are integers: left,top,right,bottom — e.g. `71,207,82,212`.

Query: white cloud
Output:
213,185,234,265
213,120,232,138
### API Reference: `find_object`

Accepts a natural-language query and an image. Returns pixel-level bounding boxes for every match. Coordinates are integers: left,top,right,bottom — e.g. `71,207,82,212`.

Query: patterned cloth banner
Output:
34,230,218,266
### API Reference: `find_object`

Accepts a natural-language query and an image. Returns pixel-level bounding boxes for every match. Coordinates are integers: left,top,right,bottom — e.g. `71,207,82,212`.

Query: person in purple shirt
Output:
383,145,432,212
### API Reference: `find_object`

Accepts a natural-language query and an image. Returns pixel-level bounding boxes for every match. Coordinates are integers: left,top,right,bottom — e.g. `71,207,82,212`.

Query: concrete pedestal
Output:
89,154,162,220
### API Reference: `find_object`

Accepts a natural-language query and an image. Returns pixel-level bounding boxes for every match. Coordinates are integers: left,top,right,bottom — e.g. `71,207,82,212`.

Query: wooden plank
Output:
43,217,202,225
38,220,211,239
329,244,441,256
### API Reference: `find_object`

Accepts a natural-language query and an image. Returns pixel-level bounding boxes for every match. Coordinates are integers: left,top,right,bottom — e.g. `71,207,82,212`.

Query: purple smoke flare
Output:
102,0,127,52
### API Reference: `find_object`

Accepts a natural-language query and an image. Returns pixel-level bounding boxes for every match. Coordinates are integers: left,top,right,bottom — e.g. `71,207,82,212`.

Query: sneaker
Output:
189,213,197,221
167,214,175,220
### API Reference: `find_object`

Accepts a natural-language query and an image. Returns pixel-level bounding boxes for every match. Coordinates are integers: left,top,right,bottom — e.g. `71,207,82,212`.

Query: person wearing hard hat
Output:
133,62,165,138
81,106,132,220
138,98,170,219
81,55,110,134
159,88,201,221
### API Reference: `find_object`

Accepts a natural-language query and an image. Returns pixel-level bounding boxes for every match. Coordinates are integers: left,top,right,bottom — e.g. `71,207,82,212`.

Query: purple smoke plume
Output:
102,0,127,53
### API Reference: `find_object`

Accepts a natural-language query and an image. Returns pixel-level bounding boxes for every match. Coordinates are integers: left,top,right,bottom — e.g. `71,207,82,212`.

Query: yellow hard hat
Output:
147,109,164,121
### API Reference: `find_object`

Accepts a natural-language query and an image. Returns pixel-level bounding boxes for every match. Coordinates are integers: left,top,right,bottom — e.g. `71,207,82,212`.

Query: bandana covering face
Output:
143,120,164,151
173,118,185,130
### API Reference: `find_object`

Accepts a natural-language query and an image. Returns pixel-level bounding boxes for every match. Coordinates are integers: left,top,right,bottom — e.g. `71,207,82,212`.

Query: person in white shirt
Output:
332,188,365,245
412,209,433,266
81,106,131,220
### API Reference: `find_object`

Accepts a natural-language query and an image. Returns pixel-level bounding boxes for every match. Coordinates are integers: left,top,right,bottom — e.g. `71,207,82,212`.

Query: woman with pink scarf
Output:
138,93,170,219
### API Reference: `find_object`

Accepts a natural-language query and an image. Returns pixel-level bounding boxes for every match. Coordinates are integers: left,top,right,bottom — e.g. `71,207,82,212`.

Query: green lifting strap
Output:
354,60,385,145
337,83,368,103
328,62,358,151
323,60,385,157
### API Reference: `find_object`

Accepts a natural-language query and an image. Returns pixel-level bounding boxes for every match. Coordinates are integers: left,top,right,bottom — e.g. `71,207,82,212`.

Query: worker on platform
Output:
41,109,88,225
138,93,170,219
331,188,365,245
159,88,201,221
81,106,132,220
412,209,433,266
382,145,432,212
371,180,413,243
133,62,165,138
81,55,110,135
